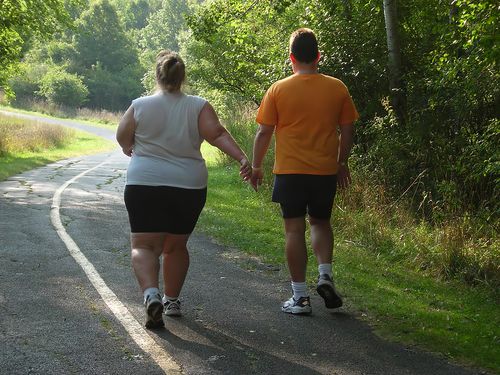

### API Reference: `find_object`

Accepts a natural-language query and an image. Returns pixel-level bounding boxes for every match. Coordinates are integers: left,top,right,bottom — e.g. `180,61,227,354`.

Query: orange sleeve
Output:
256,86,278,126
339,91,359,125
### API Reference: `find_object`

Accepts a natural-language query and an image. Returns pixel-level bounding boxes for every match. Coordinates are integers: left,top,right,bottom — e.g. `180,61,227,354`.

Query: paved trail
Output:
0,111,483,374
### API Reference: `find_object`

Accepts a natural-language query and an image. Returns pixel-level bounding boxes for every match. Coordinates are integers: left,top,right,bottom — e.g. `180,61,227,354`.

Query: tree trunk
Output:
383,0,406,125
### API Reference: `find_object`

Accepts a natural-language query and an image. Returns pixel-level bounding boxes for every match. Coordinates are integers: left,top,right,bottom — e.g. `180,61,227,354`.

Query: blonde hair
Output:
156,50,185,92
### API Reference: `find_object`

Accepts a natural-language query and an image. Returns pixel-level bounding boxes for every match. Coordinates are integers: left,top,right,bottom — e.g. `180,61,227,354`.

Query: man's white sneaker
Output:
281,296,312,315
163,298,182,317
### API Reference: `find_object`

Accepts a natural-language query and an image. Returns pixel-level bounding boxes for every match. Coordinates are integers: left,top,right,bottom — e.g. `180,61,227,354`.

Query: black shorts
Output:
272,174,337,219
124,185,207,234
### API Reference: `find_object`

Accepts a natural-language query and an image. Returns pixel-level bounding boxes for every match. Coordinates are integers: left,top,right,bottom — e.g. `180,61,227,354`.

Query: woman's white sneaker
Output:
163,298,182,317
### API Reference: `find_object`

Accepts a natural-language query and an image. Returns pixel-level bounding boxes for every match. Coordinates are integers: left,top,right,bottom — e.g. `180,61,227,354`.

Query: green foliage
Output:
74,0,139,72
185,0,301,104
138,0,191,69
72,0,143,109
185,0,499,224
84,62,143,110
0,0,78,87
8,62,49,104
38,67,88,107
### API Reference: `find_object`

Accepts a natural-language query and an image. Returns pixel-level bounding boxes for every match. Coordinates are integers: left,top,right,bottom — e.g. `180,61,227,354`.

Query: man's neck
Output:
292,63,318,75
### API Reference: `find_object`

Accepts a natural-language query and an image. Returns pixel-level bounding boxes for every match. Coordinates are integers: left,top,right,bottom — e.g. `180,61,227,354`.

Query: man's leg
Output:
284,217,307,282
281,216,312,314
309,216,343,309
309,216,333,266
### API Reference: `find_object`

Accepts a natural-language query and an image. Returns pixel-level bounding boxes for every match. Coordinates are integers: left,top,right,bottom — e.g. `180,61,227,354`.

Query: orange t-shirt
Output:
256,73,359,175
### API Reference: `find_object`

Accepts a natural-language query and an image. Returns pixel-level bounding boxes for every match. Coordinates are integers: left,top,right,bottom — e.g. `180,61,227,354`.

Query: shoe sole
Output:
145,300,164,329
281,306,312,315
164,309,182,317
316,284,343,309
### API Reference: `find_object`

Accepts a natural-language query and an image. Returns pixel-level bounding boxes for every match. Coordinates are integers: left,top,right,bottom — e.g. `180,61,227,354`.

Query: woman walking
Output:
117,50,251,329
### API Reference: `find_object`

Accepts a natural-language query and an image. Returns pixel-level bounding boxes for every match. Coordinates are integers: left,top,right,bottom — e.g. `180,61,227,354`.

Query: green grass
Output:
198,144,500,373
0,115,116,181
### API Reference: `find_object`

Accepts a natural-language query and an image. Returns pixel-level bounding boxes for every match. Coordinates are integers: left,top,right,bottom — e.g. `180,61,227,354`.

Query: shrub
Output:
8,63,49,104
38,67,88,108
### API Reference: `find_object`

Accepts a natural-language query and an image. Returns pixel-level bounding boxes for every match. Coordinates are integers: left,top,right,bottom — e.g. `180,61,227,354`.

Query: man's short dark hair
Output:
289,28,319,64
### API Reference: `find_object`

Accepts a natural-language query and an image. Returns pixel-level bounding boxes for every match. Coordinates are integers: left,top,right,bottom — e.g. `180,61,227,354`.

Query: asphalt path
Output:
0,110,485,374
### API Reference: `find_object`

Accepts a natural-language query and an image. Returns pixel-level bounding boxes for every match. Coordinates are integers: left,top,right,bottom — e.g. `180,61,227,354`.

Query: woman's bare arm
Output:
116,106,136,157
198,102,251,181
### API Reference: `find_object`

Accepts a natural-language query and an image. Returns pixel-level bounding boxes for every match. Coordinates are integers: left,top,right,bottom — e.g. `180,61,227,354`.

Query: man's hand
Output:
337,162,352,189
250,168,263,191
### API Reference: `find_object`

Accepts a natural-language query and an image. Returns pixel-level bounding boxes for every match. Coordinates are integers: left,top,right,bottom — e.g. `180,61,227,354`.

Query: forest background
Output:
0,0,498,369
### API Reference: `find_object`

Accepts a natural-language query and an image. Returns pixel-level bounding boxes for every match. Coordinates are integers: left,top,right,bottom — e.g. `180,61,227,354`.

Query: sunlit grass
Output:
0,114,115,181
198,147,499,372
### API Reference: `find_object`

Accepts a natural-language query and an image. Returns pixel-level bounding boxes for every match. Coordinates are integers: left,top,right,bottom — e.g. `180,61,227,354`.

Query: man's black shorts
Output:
272,174,337,219
124,185,207,234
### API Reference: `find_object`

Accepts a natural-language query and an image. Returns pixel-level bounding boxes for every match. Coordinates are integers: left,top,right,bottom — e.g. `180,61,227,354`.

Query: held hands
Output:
239,158,252,182
249,167,263,192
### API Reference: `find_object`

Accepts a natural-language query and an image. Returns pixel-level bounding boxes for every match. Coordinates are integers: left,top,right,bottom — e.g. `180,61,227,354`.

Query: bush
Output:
38,67,88,107
8,63,49,104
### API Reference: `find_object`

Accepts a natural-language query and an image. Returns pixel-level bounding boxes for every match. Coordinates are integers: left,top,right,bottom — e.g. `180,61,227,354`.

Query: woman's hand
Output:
239,158,252,182
122,146,133,157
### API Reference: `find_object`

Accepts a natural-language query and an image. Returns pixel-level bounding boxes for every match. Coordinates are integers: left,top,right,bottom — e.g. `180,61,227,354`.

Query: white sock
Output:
162,294,178,303
318,263,333,278
291,281,308,300
143,287,160,303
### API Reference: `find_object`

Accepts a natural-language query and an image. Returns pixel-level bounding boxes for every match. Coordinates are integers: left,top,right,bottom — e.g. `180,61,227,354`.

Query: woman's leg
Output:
162,233,191,298
130,232,167,291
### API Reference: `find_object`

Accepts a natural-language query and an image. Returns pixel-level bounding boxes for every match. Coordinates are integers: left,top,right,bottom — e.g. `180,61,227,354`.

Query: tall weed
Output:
8,98,121,125
0,114,74,155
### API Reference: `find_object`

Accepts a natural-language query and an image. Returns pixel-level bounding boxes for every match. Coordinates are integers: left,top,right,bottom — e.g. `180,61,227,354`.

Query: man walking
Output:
250,28,358,314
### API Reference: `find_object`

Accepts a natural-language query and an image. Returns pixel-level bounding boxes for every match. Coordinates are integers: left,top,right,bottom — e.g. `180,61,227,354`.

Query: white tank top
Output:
126,92,208,189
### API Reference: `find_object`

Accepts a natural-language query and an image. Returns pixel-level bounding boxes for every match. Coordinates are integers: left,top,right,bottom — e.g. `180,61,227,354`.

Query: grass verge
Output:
0,105,118,130
198,144,500,373
0,115,115,181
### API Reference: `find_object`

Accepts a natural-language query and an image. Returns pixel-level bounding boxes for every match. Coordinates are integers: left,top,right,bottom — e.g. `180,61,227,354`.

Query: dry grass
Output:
0,114,74,155
11,98,121,125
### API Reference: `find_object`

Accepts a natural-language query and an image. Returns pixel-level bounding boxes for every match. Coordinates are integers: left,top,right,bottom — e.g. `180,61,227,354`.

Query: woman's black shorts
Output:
272,174,337,219
124,185,207,234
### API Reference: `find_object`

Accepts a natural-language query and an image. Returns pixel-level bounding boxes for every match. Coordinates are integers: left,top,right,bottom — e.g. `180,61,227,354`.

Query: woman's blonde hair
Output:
156,50,185,92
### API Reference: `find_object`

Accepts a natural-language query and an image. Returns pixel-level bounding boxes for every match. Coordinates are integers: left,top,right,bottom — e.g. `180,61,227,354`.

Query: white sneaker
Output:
281,296,312,315
163,298,182,317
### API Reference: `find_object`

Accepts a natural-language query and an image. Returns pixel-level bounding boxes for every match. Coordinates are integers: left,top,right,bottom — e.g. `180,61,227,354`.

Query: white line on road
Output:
50,159,181,374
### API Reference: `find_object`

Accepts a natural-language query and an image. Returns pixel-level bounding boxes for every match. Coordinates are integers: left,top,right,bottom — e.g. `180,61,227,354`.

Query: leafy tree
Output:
183,0,499,220
73,0,143,109
74,0,139,72
0,0,77,89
